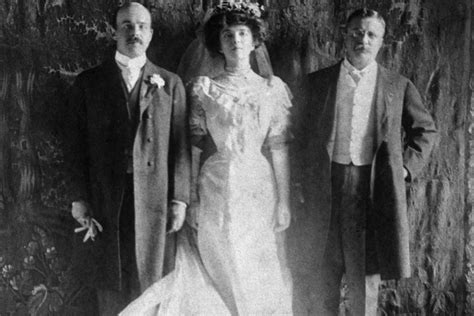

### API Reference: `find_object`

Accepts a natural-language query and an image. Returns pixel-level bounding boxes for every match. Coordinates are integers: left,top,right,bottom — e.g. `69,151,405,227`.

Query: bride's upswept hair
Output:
204,10,267,56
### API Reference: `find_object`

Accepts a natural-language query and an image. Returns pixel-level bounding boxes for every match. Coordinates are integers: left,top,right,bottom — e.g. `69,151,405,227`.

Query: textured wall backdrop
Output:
0,0,471,315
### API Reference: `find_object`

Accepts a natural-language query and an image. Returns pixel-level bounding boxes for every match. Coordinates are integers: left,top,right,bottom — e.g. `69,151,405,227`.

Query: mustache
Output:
127,37,143,44
354,44,369,51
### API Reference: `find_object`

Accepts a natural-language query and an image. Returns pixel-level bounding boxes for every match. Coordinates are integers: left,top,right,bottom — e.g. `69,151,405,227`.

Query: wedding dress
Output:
120,69,293,315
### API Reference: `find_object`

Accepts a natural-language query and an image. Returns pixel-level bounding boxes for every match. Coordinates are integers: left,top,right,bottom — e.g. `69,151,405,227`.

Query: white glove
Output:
71,201,103,242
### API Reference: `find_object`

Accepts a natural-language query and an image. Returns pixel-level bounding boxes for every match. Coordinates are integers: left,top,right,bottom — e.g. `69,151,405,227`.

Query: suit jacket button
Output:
147,161,153,166
147,137,153,143
145,113,151,119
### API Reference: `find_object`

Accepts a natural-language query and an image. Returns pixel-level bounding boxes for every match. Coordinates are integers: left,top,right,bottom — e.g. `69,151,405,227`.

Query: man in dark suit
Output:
296,8,437,315
66,2,191,315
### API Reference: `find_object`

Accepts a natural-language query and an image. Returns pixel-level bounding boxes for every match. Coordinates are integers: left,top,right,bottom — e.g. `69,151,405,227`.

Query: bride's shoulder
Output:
188,76,228,104
264,75,286,90
187,76,214,97
264,76,292,99
189,76,212,89
260,76,293,112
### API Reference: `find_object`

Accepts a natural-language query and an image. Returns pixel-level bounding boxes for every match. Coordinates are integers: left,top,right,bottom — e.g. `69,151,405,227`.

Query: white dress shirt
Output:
115,51,147,92
329,58,378,166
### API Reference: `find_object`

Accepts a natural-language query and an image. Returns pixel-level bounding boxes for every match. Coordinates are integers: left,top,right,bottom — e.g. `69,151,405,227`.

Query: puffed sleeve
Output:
187,77,210,149
264,77,294,150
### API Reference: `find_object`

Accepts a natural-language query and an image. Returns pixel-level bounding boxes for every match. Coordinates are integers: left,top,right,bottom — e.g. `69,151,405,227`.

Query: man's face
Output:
114,3,153,58
344,17,384,69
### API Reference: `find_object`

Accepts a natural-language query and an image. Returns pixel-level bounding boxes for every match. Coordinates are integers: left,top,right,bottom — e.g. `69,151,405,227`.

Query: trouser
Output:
314,162,381,316
97,175,140,316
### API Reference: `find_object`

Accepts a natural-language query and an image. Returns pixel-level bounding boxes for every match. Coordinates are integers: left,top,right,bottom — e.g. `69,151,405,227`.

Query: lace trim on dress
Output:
190,75,294,150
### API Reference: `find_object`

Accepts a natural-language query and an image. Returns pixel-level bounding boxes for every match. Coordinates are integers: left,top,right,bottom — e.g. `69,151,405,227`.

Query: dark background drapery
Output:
0,0,472,314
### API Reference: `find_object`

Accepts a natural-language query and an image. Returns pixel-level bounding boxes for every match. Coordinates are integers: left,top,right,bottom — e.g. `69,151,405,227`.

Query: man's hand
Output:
167,202,186,234
274,202,291,233
71,201,103,242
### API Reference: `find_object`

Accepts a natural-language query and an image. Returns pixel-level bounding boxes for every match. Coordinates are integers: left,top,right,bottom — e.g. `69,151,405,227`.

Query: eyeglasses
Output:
346,29,381,40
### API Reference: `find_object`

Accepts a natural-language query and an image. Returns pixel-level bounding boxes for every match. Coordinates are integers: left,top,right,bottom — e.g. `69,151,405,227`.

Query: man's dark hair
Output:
203,10,267,56
345,8,386,31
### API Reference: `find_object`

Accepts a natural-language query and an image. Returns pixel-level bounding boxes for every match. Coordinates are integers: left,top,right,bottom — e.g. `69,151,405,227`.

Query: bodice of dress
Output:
189,69,292,160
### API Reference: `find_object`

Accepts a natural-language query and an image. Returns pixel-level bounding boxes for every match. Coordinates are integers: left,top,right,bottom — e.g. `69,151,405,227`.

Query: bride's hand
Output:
274,202,291,232
168,202,187,234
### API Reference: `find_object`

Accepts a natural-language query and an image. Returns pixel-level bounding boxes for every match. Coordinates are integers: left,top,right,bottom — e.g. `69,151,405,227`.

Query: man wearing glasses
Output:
297,8,437,315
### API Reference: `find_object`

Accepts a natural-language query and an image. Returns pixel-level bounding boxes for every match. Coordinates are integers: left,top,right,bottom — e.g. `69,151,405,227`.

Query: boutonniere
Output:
145,73,165,97
148,74,165,89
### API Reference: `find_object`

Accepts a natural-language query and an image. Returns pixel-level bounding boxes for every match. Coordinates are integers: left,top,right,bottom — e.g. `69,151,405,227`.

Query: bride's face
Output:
219,24,255,63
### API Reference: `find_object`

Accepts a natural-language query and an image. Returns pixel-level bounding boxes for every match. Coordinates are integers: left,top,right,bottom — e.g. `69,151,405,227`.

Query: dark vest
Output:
121,70,143,174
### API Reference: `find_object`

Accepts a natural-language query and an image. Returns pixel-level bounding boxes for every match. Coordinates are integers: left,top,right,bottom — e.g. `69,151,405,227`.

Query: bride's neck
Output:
224,58,251,74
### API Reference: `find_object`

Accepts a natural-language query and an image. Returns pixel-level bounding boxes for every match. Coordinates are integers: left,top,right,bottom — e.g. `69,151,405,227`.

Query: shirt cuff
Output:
403,166,411,182
171,200,187,209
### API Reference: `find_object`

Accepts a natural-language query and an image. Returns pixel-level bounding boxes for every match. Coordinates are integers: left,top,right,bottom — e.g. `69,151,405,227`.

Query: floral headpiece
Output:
212,1,264,18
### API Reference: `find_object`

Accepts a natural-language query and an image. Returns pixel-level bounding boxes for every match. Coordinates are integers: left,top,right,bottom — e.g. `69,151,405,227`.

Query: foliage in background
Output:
0,0,471,315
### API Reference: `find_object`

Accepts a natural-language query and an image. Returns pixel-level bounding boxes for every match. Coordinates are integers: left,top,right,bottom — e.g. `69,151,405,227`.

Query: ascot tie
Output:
349,70,363,85
117,62,141,92
115,51,147,92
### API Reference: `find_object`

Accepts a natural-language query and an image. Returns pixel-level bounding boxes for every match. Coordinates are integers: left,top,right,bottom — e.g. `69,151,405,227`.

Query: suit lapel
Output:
139,61,158,120
103,59,129,124
104,59,127,102
374,66,391,148
319,62,341,147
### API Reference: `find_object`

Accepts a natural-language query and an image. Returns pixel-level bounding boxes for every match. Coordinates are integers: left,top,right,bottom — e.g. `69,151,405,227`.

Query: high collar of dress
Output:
115,51,147,70
224,65,253,78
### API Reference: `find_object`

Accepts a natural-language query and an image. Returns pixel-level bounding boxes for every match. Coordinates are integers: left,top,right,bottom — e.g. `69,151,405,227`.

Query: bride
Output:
121,2,293,315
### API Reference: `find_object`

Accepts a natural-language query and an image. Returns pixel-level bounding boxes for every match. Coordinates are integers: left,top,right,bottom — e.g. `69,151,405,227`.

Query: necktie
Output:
121,66,139,92
115,59,141,92
349,70,363,84
115,51,146,92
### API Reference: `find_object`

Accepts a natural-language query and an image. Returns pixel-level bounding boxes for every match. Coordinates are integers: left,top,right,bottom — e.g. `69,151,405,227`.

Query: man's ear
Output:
112,27,118,41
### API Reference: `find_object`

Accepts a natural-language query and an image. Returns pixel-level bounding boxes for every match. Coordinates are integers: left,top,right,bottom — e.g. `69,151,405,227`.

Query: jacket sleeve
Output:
402,79,438,181
169,76,191,205
64,75,92,208
292,74,311,150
